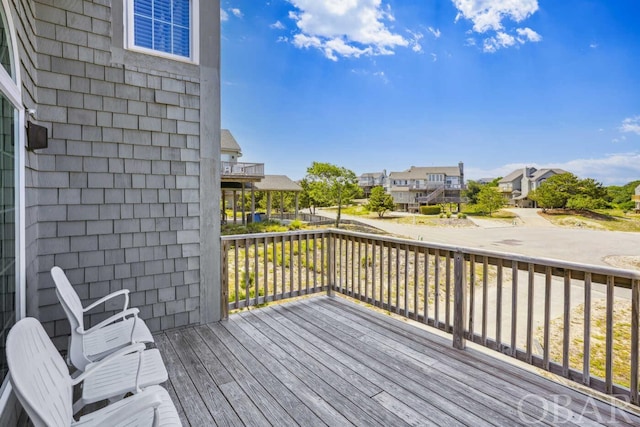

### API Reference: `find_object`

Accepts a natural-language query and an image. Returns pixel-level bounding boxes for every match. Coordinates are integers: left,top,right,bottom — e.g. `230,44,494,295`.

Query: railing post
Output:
327,232,334,296
453,250,467,350
221,240,229,320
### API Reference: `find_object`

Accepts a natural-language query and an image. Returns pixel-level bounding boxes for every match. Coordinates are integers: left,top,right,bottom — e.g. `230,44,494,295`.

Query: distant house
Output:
387,163,465,212
634,184,640,212
220,129,265,222
498,167,568,208
358,171,387,197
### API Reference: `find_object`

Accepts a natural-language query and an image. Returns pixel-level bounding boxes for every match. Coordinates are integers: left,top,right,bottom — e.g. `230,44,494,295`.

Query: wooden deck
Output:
156,296,640,426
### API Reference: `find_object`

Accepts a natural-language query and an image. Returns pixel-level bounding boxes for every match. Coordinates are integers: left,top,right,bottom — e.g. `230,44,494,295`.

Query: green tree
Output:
367,186,395,218
529,173,580,210
607,180,640,209
476,186,505,216
305,162,360,227
463,180,482,205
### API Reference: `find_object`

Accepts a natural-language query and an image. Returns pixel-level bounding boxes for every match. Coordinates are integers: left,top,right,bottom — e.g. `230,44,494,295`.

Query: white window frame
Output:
0,0,25,411
125,0,200,64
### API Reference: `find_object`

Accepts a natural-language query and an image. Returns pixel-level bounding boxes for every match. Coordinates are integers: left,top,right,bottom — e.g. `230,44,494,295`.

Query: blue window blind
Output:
133,0,191,58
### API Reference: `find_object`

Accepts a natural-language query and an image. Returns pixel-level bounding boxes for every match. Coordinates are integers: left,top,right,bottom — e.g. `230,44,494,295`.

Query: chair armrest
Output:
72,342,146,385
83,289,130,313
83,307,140,334
76,388,163,425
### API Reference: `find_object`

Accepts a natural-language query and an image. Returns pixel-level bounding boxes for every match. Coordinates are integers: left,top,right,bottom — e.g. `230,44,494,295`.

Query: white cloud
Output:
286,0,410,61
590,43,599,49
428,27,441,38
231,8,243,18
466,154,640,185
431,53,437,62
452,0,541,52
271,20,285,30
221,9,229,21
516,27,542,42
620,116,640,135
407,30,424,53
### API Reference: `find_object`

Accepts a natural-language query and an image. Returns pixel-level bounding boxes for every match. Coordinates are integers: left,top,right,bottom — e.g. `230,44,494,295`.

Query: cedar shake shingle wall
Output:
8,0,220,350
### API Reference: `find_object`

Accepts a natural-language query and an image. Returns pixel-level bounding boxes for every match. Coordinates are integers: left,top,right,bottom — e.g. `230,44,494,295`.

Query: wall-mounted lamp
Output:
26,121,48,151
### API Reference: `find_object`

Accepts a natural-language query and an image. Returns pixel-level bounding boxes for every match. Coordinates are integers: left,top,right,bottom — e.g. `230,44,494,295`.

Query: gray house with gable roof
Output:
498,167,568,207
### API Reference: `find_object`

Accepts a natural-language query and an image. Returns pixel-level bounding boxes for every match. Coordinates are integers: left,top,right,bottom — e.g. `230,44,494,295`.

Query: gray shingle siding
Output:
10,0,221,358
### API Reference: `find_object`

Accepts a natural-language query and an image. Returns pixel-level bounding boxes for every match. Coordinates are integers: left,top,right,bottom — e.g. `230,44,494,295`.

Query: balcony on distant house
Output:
221,161,265,182
159,229,640,425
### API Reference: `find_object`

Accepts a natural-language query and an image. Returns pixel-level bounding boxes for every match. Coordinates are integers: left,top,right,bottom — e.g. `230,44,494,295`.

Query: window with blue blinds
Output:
133,0,191,58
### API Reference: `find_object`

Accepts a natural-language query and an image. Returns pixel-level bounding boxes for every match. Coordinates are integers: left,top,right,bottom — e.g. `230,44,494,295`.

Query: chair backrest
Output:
7,317,73,427
51,266,84,333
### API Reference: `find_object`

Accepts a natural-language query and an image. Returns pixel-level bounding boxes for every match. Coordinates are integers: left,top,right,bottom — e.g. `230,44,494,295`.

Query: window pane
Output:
133,0,152,18
153,0,172,23
134,15,153,49
0,7,12,78
173,26,190,57
153,21,172,54
0,94,15,383
172,0,190,28
132,0,192,59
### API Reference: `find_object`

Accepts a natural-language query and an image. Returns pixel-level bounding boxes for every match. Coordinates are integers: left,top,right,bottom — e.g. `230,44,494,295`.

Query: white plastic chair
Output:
7,317,181,427
51,266,154,371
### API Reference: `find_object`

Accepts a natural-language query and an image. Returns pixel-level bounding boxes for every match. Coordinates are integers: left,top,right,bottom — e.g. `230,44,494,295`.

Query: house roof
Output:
360,172,385,178
221,129,241,154
530,168,568,180
389,166,460,180
499,167,569,184
499,169,525,183
253,175,302,192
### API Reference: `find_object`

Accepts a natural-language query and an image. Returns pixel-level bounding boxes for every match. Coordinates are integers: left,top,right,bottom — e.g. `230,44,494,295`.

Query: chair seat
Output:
81,349,168,406
84,316,154,360
75,386,182,427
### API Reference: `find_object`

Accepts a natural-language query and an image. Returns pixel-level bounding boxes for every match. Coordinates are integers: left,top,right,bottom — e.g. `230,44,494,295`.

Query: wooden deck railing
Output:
221,229,640,406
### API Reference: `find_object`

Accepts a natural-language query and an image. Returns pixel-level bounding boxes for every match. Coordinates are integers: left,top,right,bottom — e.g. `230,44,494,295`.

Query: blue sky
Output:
220,0,640,185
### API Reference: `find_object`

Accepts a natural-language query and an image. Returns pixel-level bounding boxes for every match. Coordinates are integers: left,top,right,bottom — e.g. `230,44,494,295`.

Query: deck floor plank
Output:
166,328,250,426
157,296,640,426
154,333,217,426
234,311,411,427
316,296,640,427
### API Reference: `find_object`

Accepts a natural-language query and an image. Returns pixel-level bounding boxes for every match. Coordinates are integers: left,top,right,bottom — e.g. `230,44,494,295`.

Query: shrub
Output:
288,220,305,230
420,205,441,215
446,212,452,218
457,212,467,219
439,213,445,218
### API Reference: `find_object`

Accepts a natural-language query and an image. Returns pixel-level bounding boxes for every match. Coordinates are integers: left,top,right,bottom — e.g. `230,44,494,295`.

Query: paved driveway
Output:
320,209,640,268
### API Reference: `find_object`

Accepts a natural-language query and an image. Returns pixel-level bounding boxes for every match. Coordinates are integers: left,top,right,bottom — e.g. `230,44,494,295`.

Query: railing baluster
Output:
304,234,316,294
526,263,534,364
221,240,229,320
404,245,409,317
395,245,400,314
510,260,518,357
424,249,429,324
253,237,259,306
482,257,488,345
413,248,419,321
496,263,502,350
606,275,614,393
234,242,239,309
446,252,451,332
263,238,268,300
583,272,591,386
358,238,362,299
632,279,639,405
297,234,302,295
562,269,571,377
453,250,466,350
371,241,377,306
281,234,286,298
289,234,294,297
435,249,440,329
469,255,476,337
543,266,551,370
364,241,370,303
387,243,391,311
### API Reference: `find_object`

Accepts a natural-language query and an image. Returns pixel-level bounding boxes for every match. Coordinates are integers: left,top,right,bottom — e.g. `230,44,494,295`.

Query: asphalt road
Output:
323,208,640,268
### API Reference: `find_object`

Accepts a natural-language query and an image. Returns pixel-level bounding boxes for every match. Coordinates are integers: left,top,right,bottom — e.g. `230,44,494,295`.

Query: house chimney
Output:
458,161,464,185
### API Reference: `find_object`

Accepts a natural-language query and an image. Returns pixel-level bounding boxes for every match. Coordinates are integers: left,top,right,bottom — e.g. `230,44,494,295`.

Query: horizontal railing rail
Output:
221,161,265,178
222,228,640,406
